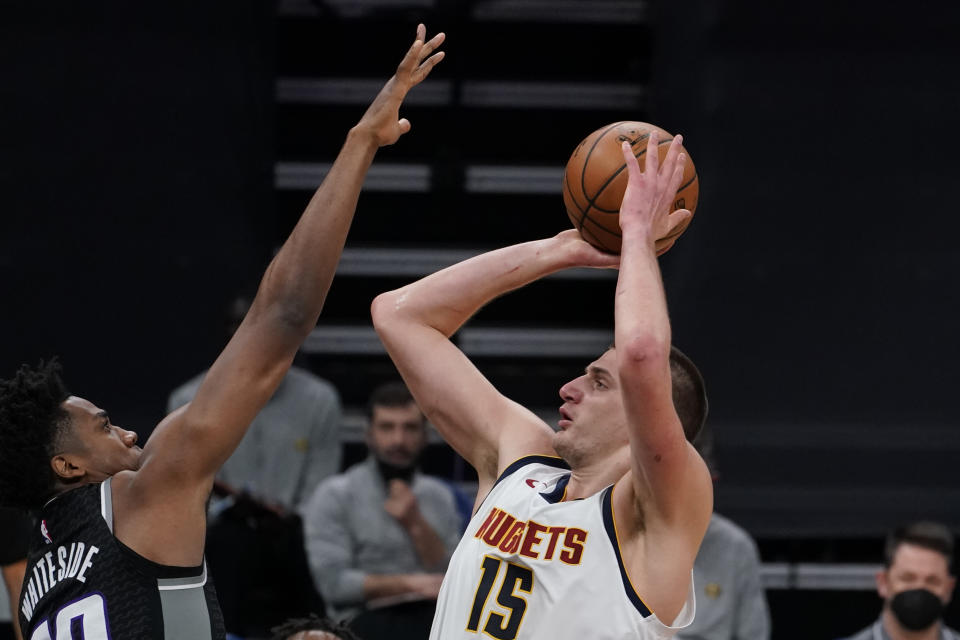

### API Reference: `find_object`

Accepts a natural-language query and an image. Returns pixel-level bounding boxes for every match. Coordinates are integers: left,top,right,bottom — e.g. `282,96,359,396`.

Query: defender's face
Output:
555,349,629,463
58,396,142,481
366,402,426,468
878,543,955,605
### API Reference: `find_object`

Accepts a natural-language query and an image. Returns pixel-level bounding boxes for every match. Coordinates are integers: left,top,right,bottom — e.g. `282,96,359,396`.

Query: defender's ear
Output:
51,454,85,480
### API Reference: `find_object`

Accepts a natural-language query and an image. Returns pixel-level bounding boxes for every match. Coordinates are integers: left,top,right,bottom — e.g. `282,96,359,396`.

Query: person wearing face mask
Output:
301,381,463,624
838,521,959,640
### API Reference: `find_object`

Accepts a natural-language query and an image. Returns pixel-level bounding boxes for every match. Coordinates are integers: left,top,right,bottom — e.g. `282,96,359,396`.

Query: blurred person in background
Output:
676,423,771,640
838,521,958,640
167,294,343,514
301,381,462,629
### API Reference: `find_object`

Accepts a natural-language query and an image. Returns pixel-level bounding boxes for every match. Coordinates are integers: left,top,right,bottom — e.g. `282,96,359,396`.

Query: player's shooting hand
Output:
353,24,445,147
619,132,692,247
553,229,621,268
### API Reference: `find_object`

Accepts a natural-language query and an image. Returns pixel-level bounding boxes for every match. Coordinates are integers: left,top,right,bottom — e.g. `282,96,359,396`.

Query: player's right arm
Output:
371,233,617,494
114,26,446,566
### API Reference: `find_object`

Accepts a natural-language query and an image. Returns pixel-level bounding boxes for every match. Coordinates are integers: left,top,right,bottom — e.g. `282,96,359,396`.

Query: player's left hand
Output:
353,24,445,147
553,229,621,268
618,132,692,246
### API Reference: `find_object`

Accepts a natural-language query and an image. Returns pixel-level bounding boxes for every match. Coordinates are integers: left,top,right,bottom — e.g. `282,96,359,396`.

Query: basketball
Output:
562,121,699,255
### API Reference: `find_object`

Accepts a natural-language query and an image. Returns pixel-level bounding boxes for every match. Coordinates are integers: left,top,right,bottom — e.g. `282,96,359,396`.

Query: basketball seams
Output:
587,138,676,215
564,121,698,253
575,122,629,231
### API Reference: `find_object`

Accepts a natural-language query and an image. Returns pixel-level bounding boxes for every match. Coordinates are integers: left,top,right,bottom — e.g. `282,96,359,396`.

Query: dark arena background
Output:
2,1,960,638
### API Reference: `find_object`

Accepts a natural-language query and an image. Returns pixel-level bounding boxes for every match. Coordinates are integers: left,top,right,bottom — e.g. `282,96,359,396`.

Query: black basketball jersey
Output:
18,478,226,640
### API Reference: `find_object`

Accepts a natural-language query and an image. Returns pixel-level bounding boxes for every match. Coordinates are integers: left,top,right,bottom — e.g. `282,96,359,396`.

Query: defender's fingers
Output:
416,23,426,42
621,141,641,178
415,51,445,80
397,118,411,136
644,130,660,175
419,32,445,60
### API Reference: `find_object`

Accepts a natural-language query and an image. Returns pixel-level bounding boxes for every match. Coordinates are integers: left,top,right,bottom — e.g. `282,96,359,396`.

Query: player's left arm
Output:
3,559,26,640
613,133,712,534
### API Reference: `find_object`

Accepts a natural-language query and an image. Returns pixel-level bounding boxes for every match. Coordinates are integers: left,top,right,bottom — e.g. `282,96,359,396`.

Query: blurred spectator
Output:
0,508,31,640
838,521,959,640
301,381,462,623
167,295,343,511
168,294,342,637
676,423,771,640
269,613,363,640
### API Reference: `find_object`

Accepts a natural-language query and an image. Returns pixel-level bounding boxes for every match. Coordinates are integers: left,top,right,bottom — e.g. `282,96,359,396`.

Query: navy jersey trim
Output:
473,455,570,516
539,473,571,504
494,455,570,489
601,485,653,618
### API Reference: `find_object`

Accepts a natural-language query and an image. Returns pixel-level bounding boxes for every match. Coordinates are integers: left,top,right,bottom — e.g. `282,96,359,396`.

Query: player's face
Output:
58,396,143,481
877,543,956,604
555,349,629,464
367,402,426,468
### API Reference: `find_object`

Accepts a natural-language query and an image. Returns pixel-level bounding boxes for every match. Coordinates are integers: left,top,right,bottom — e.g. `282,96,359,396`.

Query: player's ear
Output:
51,453,86,480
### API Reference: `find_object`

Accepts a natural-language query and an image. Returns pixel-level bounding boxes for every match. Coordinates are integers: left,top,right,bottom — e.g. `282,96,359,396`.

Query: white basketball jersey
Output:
430,456,695,640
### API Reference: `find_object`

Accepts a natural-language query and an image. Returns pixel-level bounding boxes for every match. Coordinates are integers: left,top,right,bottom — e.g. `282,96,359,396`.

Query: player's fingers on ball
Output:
661,134,683,176
668,208,692,230
666,159,686,195
621,141,640,177
645,130,660,174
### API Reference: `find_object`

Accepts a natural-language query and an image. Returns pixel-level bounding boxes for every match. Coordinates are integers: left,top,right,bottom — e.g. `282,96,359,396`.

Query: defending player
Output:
0,25,444,640
371,133,712,638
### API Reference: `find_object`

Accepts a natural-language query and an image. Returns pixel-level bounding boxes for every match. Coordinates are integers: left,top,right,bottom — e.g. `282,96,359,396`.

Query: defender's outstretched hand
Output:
618,132,692,247
355,24,445,147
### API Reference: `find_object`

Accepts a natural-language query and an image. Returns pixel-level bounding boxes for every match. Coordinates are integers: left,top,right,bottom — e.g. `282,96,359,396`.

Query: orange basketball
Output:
562,121,699,255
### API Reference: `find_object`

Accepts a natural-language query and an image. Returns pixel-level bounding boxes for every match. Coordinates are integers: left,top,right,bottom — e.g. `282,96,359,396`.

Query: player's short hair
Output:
884,521,955,572
0,360,73,510
269,613,362,640
669,346,708,443
366,380,419,420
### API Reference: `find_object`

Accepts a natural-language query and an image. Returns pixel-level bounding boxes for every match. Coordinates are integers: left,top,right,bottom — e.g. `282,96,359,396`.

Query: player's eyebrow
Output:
96,410,110,424
586,365,612,380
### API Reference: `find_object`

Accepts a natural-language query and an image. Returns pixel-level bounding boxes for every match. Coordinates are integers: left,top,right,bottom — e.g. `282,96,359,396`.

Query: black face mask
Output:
375,458,417,485
890,588,945,631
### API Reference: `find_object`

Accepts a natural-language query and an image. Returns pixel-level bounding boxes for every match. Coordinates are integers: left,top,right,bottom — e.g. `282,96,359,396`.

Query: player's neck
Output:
882,608,944,640
564,452,629,500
